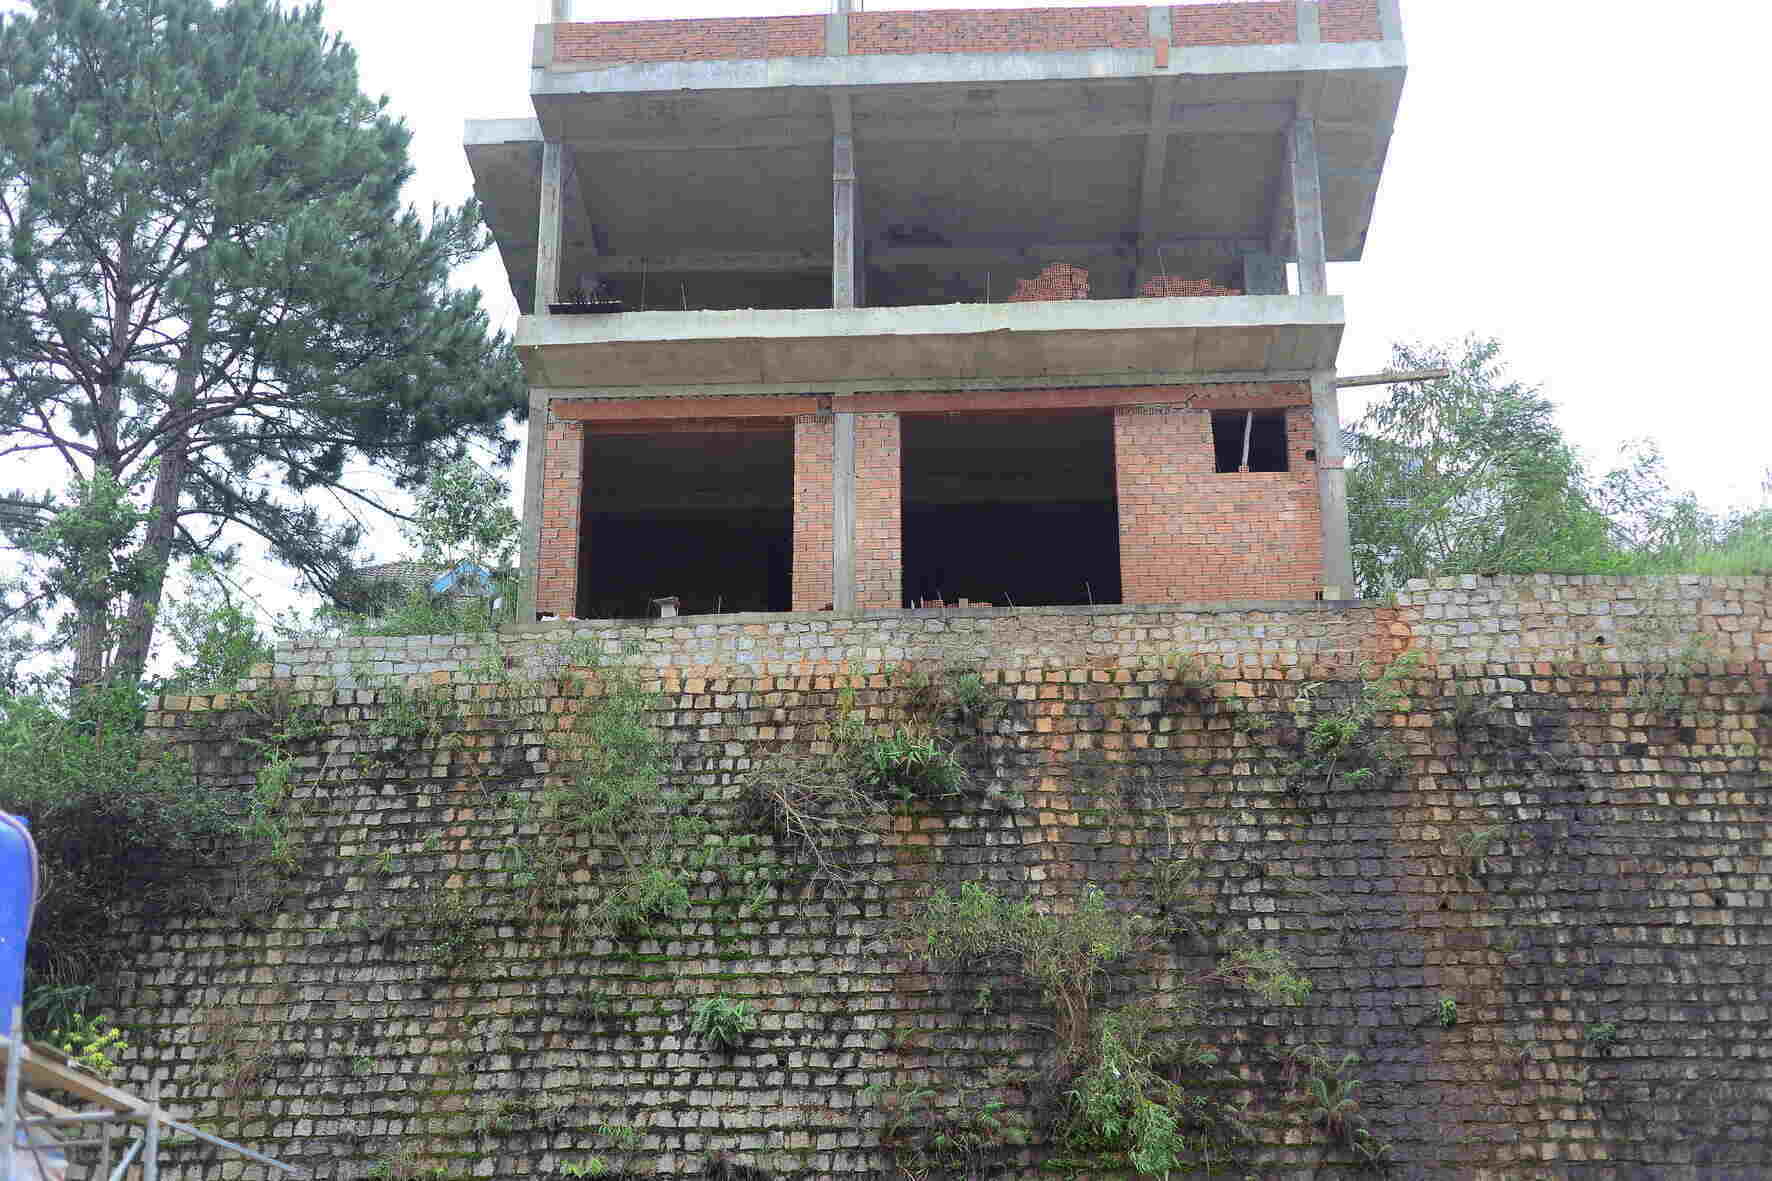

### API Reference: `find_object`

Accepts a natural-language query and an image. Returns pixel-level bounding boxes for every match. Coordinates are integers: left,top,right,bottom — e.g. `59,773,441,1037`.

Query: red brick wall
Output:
553,3,1355,67
854,413,903,610
1008,262,1091,302
537,417,584,619
553,15,825,65
1169,2,1297,47
1114,394,1322,603
850,7,1147,55
792,414,834,613
1320,0,1383,42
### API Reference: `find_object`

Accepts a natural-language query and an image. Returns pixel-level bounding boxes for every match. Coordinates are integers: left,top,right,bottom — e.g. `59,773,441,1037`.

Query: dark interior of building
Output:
900,411,1120,607
1211,409,1289,473
577,426,794,618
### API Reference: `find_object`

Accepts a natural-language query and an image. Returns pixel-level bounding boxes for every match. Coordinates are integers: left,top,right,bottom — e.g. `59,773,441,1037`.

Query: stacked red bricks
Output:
791,415,834,613
850,8,1147,54
552,15,824,65
1321,0,1383,42
1138,275,1242,299
536,417,585,618
853,414,903,610
1114,388,1322,602
552,3,1385,68
1168,2,1297,47
1008,263,1091,303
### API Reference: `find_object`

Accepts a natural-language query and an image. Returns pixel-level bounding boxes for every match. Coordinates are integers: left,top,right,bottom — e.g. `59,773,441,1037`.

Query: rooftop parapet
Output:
547,3,1388,69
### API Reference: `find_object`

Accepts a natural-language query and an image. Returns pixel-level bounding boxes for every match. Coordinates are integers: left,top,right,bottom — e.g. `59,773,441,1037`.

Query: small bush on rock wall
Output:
912,882,1156,1057
689,995,759,1052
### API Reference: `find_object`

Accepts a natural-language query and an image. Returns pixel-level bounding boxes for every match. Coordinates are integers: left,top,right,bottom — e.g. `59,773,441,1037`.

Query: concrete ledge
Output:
534,41,1405,101
500,597,1376,636
516,295,1345,387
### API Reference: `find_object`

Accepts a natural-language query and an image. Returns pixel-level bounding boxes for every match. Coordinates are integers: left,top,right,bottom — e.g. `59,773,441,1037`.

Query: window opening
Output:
1212,410,1289,473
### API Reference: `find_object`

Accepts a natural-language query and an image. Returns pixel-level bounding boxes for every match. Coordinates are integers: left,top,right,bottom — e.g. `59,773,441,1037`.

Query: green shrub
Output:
912,882,1154,1056
851,725,964,803
688,995,759,1051
0,684,242,1031
1062,1006,1247,1177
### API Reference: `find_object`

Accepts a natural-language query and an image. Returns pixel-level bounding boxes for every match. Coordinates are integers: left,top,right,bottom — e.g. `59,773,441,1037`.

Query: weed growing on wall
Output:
911,882,1156,1056
1286,653,1420,797
1060,1005,1251,1178
688,995,760,1052
866,1080,1031,1178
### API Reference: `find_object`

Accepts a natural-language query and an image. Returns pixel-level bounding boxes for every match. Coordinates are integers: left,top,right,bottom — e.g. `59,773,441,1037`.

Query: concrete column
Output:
550,0,570,22
826,0,851,55
1287,114,1328,296
832,128,858,308
1296,0,1321,43
519,389,549,620
832,407,857,611
1378,0,1404,42
536,141,568,312
1312,372,1355,598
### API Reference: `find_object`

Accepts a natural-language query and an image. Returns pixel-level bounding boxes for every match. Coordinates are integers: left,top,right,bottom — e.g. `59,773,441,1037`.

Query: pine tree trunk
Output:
112,440,189,684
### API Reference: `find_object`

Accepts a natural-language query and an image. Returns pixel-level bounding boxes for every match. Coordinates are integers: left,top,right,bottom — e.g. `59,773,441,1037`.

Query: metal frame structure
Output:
1,1013,303,1180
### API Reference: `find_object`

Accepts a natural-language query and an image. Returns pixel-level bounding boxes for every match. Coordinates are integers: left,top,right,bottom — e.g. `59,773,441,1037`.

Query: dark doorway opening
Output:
901,411,1120,607
577,425,794,618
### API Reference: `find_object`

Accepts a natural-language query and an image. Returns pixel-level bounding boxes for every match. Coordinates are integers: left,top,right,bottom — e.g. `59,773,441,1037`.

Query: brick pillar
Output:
1115,405,1209,604
536,417,584,618
792,414,834,612
853,412,902,609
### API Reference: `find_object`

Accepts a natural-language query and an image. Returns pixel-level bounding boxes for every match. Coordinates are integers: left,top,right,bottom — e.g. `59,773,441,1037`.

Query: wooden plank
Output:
551,396,821,422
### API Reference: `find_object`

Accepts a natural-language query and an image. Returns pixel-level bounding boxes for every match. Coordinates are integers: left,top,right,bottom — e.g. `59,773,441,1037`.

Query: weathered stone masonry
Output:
111,577,1771,1180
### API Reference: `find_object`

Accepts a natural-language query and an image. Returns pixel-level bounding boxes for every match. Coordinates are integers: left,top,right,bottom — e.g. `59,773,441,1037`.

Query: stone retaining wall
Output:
103,577,1771,1180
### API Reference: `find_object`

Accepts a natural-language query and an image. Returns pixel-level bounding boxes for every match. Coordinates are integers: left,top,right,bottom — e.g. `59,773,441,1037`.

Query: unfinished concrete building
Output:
466,0,1405,619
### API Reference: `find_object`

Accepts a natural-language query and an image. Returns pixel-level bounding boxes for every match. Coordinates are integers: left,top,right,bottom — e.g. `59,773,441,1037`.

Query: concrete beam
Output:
553,395,821,421
516,295,1344,388
593,251,831,275
555,101,1296,156
538,367,1327,402
1311,371,1355,597
593,243,1265,277
1287,115,1328,296
535,42,1407,102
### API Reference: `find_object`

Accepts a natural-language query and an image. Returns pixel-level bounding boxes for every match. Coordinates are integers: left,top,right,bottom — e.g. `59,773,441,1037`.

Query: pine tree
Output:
0,0,525,686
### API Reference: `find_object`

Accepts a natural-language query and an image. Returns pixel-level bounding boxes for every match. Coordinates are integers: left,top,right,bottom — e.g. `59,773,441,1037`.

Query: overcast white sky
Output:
320,0,1770,513
9,0,1772,623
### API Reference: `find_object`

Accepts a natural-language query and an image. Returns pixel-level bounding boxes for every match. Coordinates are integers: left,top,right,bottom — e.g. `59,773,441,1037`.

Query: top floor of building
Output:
469,1,1403,342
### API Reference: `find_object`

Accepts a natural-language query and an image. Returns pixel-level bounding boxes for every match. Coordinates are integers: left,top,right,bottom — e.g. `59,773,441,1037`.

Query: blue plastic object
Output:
0,813,38,1031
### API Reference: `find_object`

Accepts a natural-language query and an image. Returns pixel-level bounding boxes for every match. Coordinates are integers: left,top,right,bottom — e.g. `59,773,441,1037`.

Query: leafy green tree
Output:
1346,338,1619,594
156,559,274,693
403,457,521,573
0,0,525,688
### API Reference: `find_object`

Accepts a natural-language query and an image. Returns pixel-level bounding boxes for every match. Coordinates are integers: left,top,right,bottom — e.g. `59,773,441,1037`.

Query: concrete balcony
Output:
514,292,1343,391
